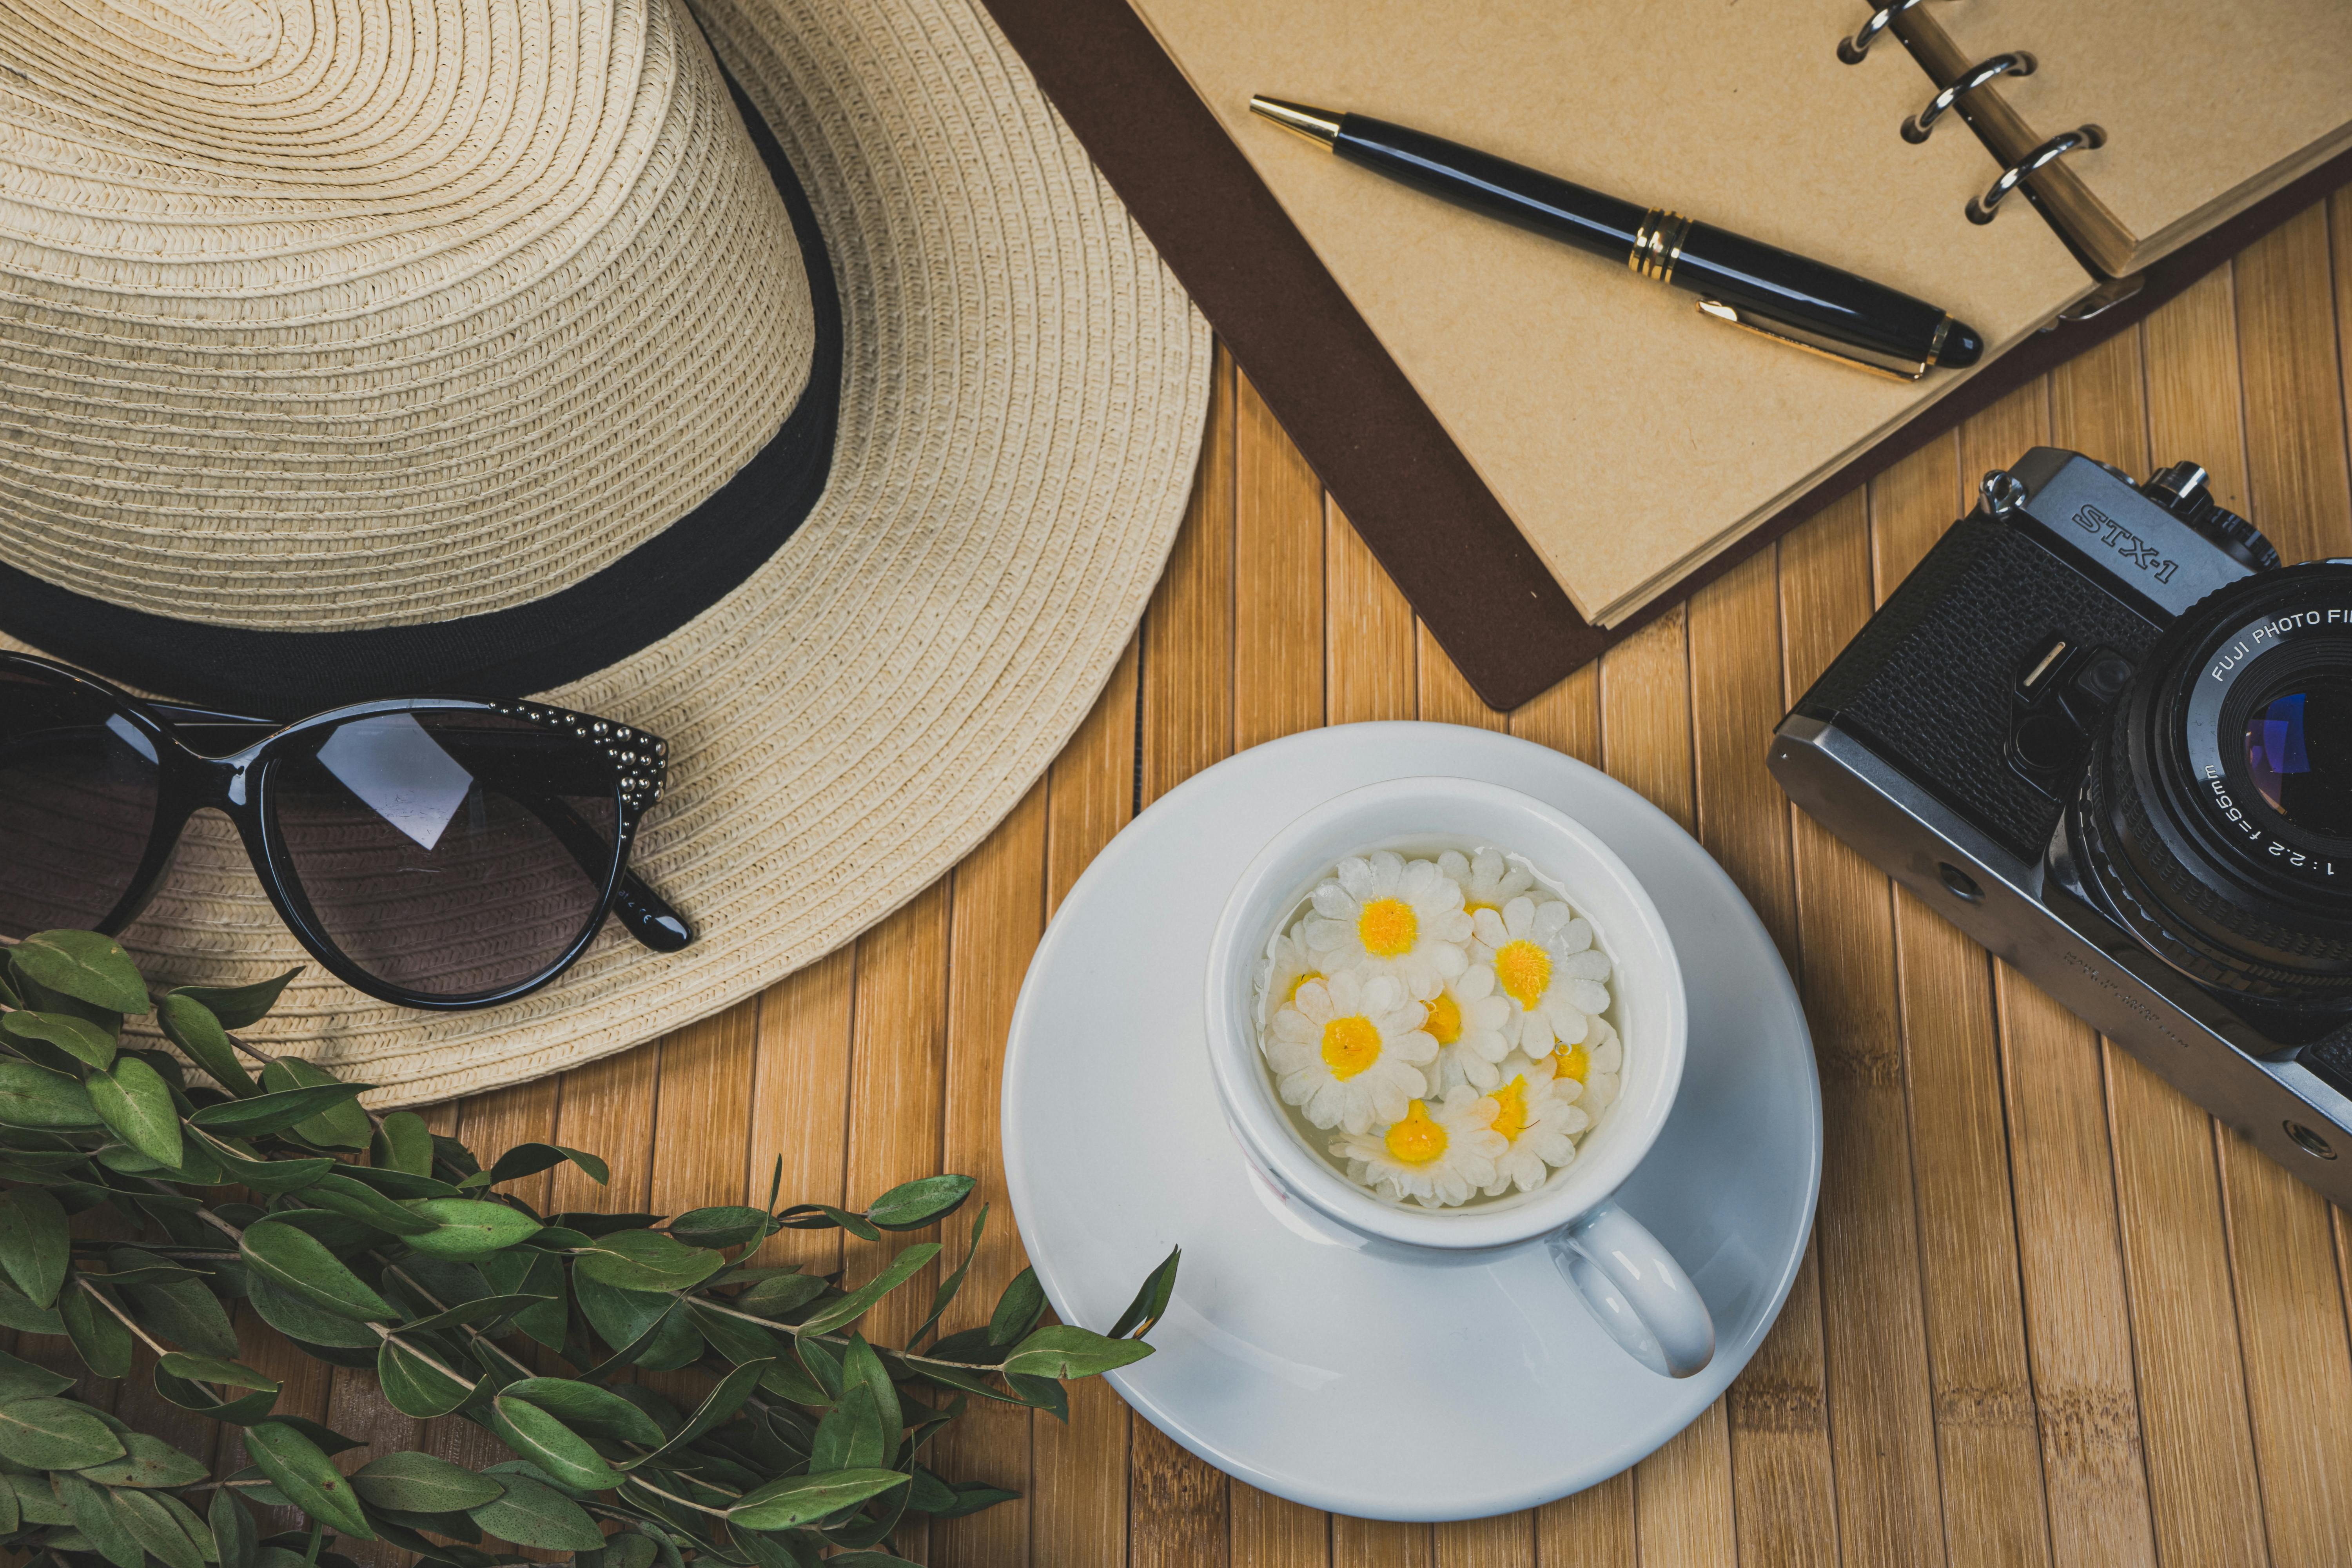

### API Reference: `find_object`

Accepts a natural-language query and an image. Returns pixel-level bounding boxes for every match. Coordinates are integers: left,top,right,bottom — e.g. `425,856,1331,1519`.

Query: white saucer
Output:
1002,723,1821,1522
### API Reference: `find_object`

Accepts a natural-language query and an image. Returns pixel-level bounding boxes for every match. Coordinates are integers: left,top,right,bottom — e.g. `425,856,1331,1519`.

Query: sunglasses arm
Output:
613,869,694,952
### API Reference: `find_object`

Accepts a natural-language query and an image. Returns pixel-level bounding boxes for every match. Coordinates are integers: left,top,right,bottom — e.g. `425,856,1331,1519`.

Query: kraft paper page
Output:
1127,0,2093,623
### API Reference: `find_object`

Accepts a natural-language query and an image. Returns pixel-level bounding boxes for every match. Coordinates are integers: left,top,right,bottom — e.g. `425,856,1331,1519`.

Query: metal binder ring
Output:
1837,0,1930,64
1902,53,2036,142
1965,125,2105,223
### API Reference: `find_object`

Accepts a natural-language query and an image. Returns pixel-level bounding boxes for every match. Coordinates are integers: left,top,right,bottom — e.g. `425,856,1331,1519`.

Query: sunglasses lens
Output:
267,710,621,1000
0,666,162,937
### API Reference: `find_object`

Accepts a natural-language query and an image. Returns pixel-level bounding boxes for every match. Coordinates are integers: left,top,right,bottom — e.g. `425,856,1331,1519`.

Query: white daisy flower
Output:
1303,851,1472,993
1414,963,1515,1093
1256,926,1327,1025
1437,847,1534,920
1330,1092,1507,1209
1265,970,1436,1135
1480,1067,1587,1196
1469,896,1612,1054
1547,1016,1624,1116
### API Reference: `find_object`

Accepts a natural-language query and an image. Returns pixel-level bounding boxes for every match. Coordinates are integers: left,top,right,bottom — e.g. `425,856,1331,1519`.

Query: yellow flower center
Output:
1321,1015,1383,1080
1464,900,1500,917
1494,939,1552,1007
1383,1101,1447,1165
1284,970,1323,1003
1491,1075,1531,1143
1357,898,1418,957
1424,991,1463,1046
1552,1044,1590,1083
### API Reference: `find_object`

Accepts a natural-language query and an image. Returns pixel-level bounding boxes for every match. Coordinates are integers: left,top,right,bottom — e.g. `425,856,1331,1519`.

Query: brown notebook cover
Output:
975,0,2352,710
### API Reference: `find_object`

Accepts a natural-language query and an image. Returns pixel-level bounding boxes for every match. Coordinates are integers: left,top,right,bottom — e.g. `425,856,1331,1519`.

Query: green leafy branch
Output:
0,929,1181,1568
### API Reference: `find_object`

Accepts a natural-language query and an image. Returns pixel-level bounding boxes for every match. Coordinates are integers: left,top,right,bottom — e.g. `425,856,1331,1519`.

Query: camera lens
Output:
2071,561,2352,1008
2241,676,2352,837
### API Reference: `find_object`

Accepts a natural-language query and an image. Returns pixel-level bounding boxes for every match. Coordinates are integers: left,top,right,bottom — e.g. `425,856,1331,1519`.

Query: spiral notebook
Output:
974,0,2352,704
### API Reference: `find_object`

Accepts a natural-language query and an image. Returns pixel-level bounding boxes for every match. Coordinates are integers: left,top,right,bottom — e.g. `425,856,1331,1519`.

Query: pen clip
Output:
1694,300,1928,381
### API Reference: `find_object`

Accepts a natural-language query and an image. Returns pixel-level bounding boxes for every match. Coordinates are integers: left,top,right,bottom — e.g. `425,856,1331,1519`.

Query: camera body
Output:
1770,448,2352,1207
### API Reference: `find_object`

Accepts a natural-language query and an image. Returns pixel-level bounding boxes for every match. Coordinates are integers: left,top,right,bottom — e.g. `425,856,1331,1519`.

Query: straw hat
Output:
0,0,1208,1101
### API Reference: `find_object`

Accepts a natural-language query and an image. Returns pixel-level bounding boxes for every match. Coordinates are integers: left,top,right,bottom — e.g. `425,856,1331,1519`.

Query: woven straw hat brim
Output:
0,0,1209,1103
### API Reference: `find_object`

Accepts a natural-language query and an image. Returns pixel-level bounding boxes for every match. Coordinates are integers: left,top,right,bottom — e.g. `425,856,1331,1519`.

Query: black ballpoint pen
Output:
1250,97,1983,379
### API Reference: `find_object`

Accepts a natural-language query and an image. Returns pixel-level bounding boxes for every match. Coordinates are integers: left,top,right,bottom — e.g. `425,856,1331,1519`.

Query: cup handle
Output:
1546,1199,1715,1378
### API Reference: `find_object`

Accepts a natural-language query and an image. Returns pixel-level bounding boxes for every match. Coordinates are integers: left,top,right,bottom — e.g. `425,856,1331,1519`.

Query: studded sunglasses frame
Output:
0,652,693,1012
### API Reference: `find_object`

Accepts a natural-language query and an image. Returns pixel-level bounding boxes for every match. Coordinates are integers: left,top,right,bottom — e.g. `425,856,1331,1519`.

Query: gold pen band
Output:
1628,208,1690,284
1924,313,1953,367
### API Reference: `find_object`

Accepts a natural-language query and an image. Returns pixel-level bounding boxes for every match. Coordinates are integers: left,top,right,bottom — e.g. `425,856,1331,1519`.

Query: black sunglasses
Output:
0,653,693,1011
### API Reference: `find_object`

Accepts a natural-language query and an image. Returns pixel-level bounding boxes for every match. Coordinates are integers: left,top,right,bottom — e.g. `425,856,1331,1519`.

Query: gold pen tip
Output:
1249,96,1342,148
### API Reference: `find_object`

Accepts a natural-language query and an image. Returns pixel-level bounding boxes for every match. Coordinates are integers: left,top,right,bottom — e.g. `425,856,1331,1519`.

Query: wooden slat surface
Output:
400,192,2352,1563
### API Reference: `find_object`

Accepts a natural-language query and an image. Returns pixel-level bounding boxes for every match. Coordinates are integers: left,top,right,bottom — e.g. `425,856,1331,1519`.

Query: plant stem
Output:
367,1321,479,1393
686,1293,1007,1375
76,1278,230,1403
374,1260,537,1381
617,1475,734,1521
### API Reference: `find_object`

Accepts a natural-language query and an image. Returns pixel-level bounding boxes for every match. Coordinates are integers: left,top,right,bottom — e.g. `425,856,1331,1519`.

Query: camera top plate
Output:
2008,448,2253,622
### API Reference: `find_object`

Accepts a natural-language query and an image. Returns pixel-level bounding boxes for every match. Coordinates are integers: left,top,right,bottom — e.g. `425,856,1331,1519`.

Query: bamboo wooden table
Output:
415,195,2352,1565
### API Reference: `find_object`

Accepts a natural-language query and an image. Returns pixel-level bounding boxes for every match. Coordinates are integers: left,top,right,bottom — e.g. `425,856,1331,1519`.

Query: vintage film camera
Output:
1770,448,2352,1207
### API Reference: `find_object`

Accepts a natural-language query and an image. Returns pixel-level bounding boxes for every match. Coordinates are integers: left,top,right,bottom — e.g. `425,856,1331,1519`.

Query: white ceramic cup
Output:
1203,776,1716,1378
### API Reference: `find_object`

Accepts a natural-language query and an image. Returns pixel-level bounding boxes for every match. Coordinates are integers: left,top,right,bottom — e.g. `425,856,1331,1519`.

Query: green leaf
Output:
242,1420,374,1540
809,1385,886,1474
60,1286,136,1377
573,1228,728,1292
1007,1371,1069,1421
187,1082,370,1139
57,1470,144,1568
112,1486,207,1568
629,1358,771,1468
70,1430,211,1488
573,1270,670,1357
838,1334,902,1452
733,1272,829,1319
864,1174,975,1232
797,1243,940,1336
210,1486,258,1568
9,1468,73,1524
464,1472,603,1553
189,1131,337,1194
117,1249,243,1357
157,1353,278,1394
245,1277,382,1349
396,1292,552,1336
12,930,149,1014
0,1474,16,1535
2,1009,116,1069
0,1273,65,1333
728,1470,911,1532
1108,1244,1182,1339
479,1249,566,1348
296,1173,438,1236
350,1452,503,1514
374,1337,471,1419
913,1204,989,1345
154,1366,278,1426
371,1111,435,1176
88,1055,184,1169
170,969,299,1031
666,1206,770,1250
498,1378,665,1448
239,1218,395,1322
399,1199,543,1258
0,1184,68,1307
0,1395,125,1468
156,993,257,1097
488,1394,626,1492
776,1203,882,1242
986,1267,1047,1348
0,1346,73,1399
1000,1323,1156,1379
0,1057,102,1128
478,1143,608,1187
258,1059,372,1149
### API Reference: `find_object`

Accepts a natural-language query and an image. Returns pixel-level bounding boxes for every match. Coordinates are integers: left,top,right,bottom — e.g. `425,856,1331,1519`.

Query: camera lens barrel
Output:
2076,561,2352,1004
